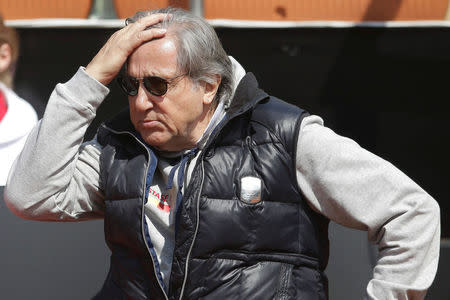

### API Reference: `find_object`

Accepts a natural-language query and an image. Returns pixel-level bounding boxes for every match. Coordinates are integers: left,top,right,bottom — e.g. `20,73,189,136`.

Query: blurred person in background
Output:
4,8,440,300
0,16,37,186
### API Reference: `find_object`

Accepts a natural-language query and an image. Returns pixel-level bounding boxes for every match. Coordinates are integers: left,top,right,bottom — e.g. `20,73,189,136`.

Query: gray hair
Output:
126,8,233,108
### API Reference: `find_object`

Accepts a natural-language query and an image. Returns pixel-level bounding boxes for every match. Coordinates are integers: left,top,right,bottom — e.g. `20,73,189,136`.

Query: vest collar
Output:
197,72,269,151
103,107,134,133
226,72,269,120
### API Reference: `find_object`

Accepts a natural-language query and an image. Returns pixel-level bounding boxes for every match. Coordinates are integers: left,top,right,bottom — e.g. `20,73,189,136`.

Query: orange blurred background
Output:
0,0,449,21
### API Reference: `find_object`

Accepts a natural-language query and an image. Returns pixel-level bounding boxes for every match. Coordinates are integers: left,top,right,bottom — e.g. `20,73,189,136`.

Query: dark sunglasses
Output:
117,74,185,97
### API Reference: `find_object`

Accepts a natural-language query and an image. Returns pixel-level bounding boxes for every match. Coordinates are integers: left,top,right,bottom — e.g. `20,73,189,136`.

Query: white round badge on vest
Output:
240,176,262,204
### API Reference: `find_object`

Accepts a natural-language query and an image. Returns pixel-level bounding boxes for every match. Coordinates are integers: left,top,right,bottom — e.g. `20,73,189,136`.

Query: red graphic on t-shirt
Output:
0,90,7,122
148,187,171,212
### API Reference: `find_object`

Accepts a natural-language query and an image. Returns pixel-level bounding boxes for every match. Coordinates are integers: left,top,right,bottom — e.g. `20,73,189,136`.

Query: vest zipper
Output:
174,91,268,299
178,156,205,300
102,125,169,300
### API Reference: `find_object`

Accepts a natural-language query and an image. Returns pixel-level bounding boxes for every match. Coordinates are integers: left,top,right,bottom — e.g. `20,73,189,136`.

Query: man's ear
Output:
0,43,12,73
203,75,222,105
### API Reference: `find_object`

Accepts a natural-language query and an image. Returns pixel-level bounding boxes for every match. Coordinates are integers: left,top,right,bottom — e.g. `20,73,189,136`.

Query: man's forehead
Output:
137,35,176,55
128,36,178,75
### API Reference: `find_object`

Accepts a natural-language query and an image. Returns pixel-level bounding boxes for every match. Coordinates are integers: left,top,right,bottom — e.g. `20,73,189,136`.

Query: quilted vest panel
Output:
95,112,166,300
169,96,329,300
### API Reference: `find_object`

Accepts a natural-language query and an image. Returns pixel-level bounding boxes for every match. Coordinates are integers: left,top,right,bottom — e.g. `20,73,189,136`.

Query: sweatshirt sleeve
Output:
296,115,441,299
4,67,109,221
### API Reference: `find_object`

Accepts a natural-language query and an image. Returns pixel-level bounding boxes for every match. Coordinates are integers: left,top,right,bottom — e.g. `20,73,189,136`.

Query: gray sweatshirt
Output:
4,63,440,299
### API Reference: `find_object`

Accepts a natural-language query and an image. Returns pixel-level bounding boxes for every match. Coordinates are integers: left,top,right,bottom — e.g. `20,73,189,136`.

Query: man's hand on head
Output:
85,13,168,86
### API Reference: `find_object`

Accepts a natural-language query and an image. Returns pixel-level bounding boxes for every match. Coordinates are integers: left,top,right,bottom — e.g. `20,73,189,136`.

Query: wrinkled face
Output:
127,35,216,152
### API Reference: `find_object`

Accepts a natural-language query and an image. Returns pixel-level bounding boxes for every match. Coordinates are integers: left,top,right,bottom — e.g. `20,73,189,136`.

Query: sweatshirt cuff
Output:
62,66,110,113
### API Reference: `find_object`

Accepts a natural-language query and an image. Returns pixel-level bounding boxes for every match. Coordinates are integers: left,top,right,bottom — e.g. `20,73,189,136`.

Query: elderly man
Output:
4,8,440,300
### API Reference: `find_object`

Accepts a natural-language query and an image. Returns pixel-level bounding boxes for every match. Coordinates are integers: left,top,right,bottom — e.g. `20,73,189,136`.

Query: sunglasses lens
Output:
118,75,174,97
144,76,168,96
118,76,138,96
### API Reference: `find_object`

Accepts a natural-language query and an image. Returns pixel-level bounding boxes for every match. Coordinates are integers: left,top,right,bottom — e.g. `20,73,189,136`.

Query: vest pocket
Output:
274,263,293,300
187,256,323,300
195,197,301,256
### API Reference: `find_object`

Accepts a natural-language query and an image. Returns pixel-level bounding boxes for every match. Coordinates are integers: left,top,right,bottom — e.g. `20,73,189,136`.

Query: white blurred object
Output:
0,82,37,186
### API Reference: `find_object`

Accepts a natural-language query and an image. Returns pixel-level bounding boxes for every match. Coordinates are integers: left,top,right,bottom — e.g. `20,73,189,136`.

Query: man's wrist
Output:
62,67,110,112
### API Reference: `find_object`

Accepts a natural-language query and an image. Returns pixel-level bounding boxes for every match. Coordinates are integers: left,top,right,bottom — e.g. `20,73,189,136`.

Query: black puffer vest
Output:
95,73,329,300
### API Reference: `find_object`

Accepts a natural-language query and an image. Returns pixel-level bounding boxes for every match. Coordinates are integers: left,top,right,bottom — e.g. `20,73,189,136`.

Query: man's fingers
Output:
85,13,170,85
125,13,167,33
122,14,169,51
134,13,168,28
136,28,166,43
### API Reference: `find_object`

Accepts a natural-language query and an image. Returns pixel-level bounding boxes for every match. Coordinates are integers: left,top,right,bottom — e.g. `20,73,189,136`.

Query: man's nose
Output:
134,84,154,110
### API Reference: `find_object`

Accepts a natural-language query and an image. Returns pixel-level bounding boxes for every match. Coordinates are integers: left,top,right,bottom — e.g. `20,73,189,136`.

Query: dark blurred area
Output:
2,24,448,299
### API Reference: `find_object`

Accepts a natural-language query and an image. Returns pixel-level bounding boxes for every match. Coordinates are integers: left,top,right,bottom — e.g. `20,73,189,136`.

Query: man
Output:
4,8,440,300
0,16,37,186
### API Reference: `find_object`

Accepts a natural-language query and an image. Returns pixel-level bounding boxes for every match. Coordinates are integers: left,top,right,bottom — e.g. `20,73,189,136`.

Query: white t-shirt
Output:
0,82,38,185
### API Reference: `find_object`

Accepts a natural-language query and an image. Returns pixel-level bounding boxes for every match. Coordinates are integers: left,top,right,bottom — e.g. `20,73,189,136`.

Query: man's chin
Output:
142,136,168,149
